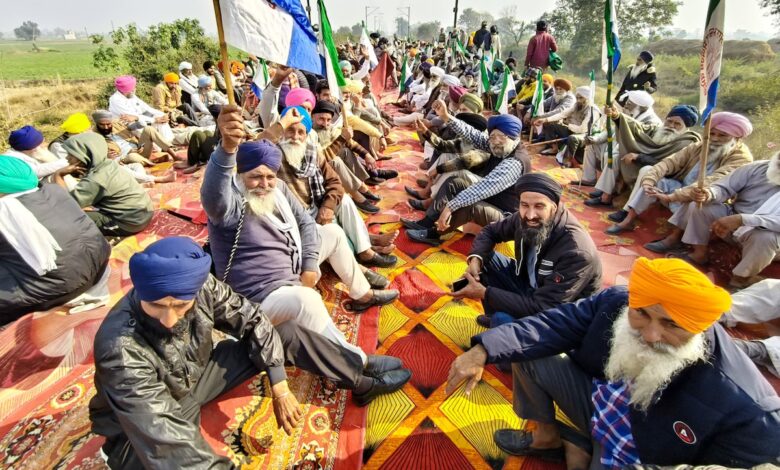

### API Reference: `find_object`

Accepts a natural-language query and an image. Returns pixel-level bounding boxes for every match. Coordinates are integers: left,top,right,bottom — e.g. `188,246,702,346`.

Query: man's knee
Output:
273,320,301,350
444,176,470,196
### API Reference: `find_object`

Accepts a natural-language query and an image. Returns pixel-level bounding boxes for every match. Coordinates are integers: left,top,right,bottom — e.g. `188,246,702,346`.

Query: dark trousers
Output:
513,355,603,467
176,103,200,127
480,252,533,325
87,211,152,237
425,176,505,235
187,130,217,166
103,320,364,469
541,123,572,142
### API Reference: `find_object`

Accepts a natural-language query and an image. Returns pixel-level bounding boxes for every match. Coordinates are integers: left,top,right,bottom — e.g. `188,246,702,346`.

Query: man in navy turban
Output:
403,99,531,247
5,125,68,179
90,235,412,468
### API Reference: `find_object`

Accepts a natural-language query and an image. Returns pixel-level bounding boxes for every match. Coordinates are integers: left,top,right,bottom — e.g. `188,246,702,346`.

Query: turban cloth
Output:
430,66,445,78
575,86,592,101
92,110,113,122
115,75,137,94
197,75,212,88
163,72,179,84
281,105,312,134
129,237,212,302
0,156,38,194
455,112,488,132
178,61,192,71
711,112,753,138
340,79,364,95
493,60,505,72
465,70,475,77
459,93,484,113
448,85,467,103
442,74,460,87
312,100,338,116
639,50,654,64
625,90,654,107
230,61,245,75
488,114,523,140
285,87,316,109
203,60,214,70
667,105,699,128
237,139,283,173
514,173,562,205
425,58,435,65
410,48,418,57
552,78,572,91
61,113,91,135
542,74,554,86
338,60,351,71
628,257,731,334
411,84,426,94
9,125,44,151
207,105,223,119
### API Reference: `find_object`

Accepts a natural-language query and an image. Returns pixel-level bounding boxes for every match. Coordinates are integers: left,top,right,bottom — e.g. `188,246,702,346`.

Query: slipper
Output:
493,429,565,462
671,252,710,267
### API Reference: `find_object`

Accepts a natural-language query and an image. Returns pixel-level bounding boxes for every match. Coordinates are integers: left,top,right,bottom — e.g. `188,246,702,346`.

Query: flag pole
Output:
212,0,236,106
606,61,613,169
696,116,713,207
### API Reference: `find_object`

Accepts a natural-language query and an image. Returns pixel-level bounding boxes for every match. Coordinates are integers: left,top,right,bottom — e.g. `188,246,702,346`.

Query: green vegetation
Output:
0,40,119,80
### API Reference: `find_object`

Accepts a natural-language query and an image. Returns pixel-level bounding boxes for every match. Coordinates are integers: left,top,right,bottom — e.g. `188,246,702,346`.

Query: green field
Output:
0,40,117,81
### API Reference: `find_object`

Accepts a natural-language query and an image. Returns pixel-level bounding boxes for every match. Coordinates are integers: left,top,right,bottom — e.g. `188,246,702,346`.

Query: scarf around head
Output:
62,133,109,169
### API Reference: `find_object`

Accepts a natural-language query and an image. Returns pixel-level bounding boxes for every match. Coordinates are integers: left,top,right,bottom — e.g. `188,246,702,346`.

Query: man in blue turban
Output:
5,125,68,179
403,99,531,246
90,235,412,468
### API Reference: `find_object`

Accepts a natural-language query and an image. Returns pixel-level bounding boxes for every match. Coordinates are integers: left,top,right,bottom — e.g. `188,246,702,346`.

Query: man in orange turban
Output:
445,257,779,468
152,71,199,126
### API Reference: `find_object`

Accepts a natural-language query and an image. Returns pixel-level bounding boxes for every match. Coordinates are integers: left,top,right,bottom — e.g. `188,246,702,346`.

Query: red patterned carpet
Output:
0,94,778,470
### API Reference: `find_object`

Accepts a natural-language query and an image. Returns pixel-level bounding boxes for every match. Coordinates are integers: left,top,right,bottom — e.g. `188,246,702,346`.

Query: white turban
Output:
430,66,445,78
442,74,460,87
625,90,654,107
411,84,426,94
178,61,193,71
575,86,592,101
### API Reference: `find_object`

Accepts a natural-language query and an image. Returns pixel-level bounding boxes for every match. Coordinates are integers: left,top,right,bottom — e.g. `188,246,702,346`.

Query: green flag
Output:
494,66,513,114
318,0,346,100
530,70,545,118
478,56,490,95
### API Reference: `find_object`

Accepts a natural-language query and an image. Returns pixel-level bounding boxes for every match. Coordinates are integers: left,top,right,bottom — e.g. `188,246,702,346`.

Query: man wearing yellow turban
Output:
152,72,199,127
48,112,92,159
446,257,780,468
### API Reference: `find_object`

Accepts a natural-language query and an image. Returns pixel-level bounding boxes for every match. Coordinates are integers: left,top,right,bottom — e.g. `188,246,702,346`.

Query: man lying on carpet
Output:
202,106,397,318
453,173,601,328
606,112,754,239
0,157,110,325
402,101,530,246
446,257,780,468
580,104,701,209
650,151,780,288
89,237,411,469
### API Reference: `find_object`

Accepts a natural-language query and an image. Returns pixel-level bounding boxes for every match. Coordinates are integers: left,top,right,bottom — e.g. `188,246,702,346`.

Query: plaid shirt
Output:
591,379,641,469
444,118,525,212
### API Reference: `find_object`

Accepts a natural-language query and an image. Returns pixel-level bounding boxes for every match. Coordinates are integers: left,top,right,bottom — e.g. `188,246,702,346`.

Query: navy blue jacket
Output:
473,286,780,467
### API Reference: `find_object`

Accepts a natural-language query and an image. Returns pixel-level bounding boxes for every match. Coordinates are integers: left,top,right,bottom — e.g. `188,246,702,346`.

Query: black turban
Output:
455,112,488,132
514,173,562,205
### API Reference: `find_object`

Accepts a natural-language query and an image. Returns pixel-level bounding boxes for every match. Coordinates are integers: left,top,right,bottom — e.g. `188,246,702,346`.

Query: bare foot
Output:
155,172,176,184
372,243,396,255
150,153,172,163
370,230,399,247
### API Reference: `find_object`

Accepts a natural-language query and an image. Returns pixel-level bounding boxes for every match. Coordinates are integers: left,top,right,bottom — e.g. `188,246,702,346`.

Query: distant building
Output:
63,30,77,40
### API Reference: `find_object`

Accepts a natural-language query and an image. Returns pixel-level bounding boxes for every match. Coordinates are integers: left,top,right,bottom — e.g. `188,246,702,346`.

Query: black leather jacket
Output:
89,276,285,469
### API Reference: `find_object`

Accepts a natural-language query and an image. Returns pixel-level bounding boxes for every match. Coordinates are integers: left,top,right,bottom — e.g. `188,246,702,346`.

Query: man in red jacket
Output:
525,21,558,70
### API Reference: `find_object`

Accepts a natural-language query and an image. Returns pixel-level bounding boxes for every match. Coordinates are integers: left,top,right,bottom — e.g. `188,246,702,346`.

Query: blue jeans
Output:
480,252,533,327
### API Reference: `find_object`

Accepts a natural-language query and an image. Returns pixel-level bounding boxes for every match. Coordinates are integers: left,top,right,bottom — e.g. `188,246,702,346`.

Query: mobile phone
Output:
452,277,468,292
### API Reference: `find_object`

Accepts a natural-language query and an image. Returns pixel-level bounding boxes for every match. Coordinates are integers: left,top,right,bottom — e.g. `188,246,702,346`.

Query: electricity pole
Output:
306,0,312,23
397,6,411,39
453,0,459,29
365,6,380,33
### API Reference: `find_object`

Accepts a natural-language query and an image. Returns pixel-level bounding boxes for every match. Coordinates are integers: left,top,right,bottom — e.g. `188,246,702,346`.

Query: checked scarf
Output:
295,140,326,206
591,378,641,468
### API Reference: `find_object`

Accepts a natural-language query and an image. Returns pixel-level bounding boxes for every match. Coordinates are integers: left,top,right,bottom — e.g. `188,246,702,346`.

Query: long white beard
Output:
708,139,737,164
767,153,780,186
489,139,518,158
651,126,681,146
28,147,59,163
606,309,707,412
553,91,566,104
236,179,276,217
630,64,648,80
280,139,308,170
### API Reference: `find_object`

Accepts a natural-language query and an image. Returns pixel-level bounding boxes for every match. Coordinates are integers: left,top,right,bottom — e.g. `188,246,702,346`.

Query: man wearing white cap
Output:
539,86,602,162
393,67,445,127
177,62,198,105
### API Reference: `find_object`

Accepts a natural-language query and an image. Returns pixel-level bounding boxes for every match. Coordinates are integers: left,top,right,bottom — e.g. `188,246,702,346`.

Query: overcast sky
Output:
2,0,776,39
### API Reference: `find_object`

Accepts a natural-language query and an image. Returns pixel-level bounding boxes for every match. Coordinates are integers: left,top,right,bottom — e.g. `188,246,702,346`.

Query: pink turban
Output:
710,112,753,139
115,75,137,94
284,87,316,109
449,85,467,103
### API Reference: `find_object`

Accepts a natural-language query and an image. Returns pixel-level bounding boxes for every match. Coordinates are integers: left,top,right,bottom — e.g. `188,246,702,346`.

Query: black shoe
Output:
476,314,491,328
363,269,390,289
584,197,611,207
353,368,412,406
493,429,565,461
588,189,604,199
572,180,596,187
409,199,426,211
416,178,429,188
364,355,403,378
405,186,424,200
355,199,380,214
407,228,442,246
401,217,429,230
608,209,628,223
360,253,397,268
346,289,400,312
361,190,381,202
366,177,385,186
375,169,398,180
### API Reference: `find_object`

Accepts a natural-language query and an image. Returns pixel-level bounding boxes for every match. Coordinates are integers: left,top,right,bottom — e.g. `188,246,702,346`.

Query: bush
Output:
745,104,780,161
646,39,776,62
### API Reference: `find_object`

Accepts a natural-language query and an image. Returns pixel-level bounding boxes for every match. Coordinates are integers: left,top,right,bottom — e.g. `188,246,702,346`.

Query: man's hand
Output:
532,119,543,128
452,272,486,300
431,100,451,122
58,163,86,178
414,119,428,134
108,148,120,158
340,125,354,142
378,137,387,152
436,206,452,232
711,214,743,239
692,187,710,204
217,105,245,154
271,381,302,435
621,153,638,164
279,107,304,130
120,114,138,123
155,115,169,124
604,105,619,119
445,344,488,396
466,257,482,281
300,271,317,288
643,184,660,197
365,155,377,171
316,207,335,225
271,65,294,87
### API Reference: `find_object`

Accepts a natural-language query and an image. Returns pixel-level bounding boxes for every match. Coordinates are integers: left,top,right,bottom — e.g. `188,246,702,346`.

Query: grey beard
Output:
708,140,736,163
489,139,518,158
630,63,648,80
280,139,307,170
651,127,681,146
767,153,780,186
553,92,565,104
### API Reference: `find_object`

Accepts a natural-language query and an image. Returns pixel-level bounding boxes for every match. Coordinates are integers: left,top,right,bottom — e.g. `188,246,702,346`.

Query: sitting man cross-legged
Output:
446,257,780,468
89,237,411,469
455,173,601,329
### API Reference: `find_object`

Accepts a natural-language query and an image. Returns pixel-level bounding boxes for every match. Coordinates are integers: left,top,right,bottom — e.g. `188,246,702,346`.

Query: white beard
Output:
630,63,648,80
316,126,340,148
553,91,566,104
766,152,780,186
606,309,707,412
489,139,518,158
28,147,59,163
708,139,737,163
651,126,681,146
236,179,277,217
280,139,308,170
